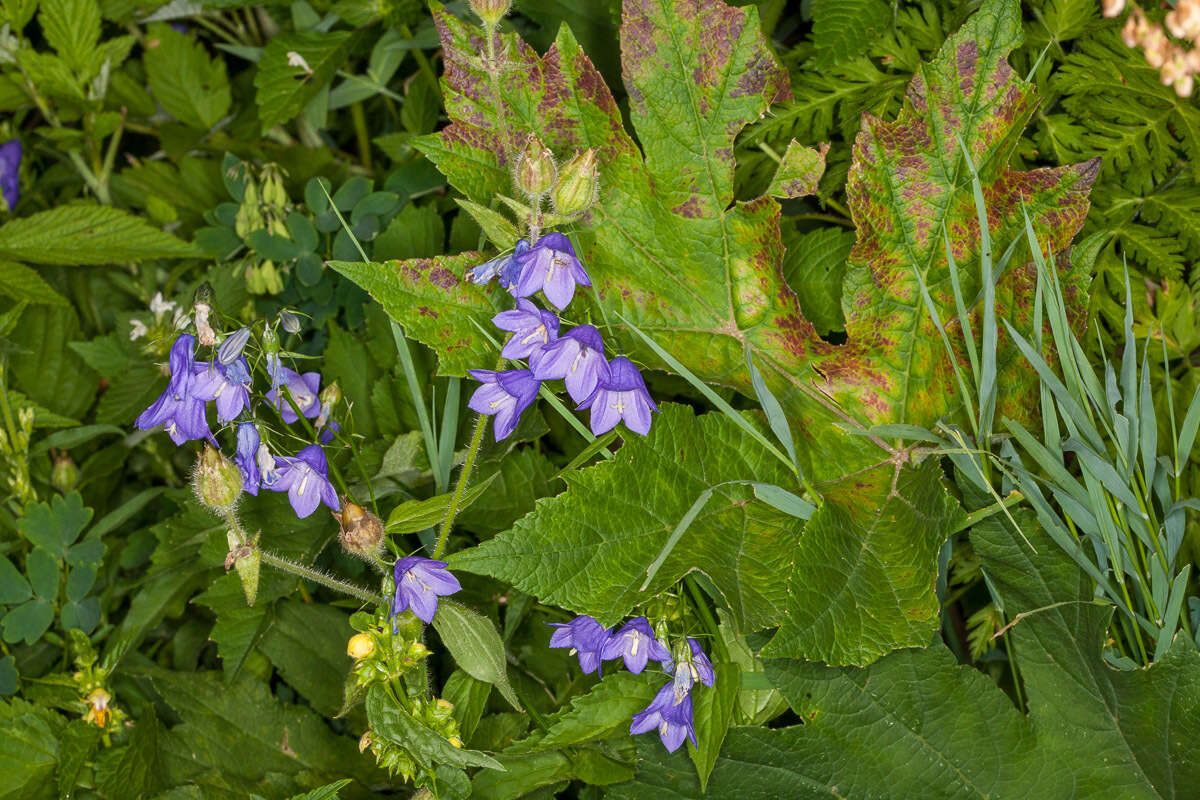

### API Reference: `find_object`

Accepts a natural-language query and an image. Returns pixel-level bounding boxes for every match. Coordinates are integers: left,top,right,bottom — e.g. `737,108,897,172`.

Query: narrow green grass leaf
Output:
744,344,797,468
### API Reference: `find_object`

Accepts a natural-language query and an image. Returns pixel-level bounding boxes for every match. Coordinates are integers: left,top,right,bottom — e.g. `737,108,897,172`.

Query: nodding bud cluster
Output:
1115,2,1200,97
194,445,244,512
515,135,557,199
468,0,511,27
333,500,385,559
551,149,599,217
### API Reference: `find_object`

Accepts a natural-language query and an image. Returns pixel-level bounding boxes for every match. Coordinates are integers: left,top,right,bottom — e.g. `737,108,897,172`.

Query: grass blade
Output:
745,343,797,468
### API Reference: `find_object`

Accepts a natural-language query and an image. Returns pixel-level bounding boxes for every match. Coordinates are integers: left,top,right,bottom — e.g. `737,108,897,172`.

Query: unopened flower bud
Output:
279,309,302,334
469,0,510,27
218,327,251,364
347,633,375,659
448,736,463,749
193,445,243,512
193,282,215,309
225,531,261,606
514,135,557,199
261,325,280,355
319,381,342,409
359,731,372,752
333,499,385,559
261,165,289,208
550,149,599,217
1102,0,1124,18
51,454,79,493
235,180,263,237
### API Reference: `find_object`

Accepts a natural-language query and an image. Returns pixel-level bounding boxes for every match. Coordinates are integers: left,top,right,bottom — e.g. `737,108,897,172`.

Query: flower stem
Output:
432,410,489,560
259,549,383,605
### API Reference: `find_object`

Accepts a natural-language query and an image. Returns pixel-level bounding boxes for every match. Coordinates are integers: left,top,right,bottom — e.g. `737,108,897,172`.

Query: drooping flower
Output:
191,358,251,422
465,239,530,293
530,324,609,404
577,356,657,436
135,334,212,445
601,617,670,674
268,444,340,518
514,232,591,309
492,299,560,360
392,556,462,623
256,442,280,488
265,355,321,423
467,369,540,441
0,140,21,211
234,423,261,495
630,681,697,753
217,327,251,364
664,637,716,701
548,615,611,674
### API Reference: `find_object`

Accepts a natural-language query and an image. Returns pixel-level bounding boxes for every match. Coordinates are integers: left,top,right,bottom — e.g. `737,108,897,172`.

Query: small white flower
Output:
287,51,312,74
129,319,148,341
149,291,176,319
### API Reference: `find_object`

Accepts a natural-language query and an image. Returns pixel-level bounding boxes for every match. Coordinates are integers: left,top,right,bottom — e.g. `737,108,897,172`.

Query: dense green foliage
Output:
0,0,1198,797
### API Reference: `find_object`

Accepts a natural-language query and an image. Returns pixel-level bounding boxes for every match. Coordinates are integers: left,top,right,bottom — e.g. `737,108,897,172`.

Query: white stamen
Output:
629,632,640,657
297,469,310,496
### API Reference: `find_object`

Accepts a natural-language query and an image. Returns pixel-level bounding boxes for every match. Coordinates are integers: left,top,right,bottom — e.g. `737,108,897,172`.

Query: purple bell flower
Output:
548,615,611,674
514,233,591,310
630,681,697,753
466,239,530,294
235,423,261,495
269,444,340,518
664,637,716,701
135,334,212,445
493,299,559,360
530,324,609,404
191,357,251,422
600,617,670,674
0,140,20,211
467,369,540,441
577,356,657,436
265,355,321,423
318,418,341,445
392,556,462,623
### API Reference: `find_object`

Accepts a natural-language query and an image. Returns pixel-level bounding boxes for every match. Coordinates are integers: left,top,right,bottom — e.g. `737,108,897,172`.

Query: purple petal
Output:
630,709,663,736
588,392,621,435
659,721,688,753
288,471,323,518
469,383,512,416
541,260,577,309
407,585,438,623
623,393,654,435
416,564,462,596
530,338,578,380
294,444,328,474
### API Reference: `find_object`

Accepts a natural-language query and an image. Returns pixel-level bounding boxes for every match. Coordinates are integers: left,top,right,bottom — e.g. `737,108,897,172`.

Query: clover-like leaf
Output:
18,492,93,558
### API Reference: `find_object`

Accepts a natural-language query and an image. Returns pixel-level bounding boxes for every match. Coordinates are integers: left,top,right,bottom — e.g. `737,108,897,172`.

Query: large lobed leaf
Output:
334,0,1098,665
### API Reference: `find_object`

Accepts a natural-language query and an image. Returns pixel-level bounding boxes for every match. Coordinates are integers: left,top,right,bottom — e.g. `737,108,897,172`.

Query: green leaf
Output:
56,720,101,797
286,780,353,800
0,698,62,800
451,405,801,630
385,474,497,533
39,0,100,75
366,684,503,772
254,31,362,132
144,23,231,130
453,199,520,250
258,600,351,718
0,205,199,264
432,600,522,711
94,705,165,798
508,671,658,754
1,599,54,645
811,0,891,68
0,557,31,605
687,663,739,791
762,458,964,665
17,492,92,557
765,140,827,198
0,261,67,305
7,305,96,420
457,449,560,535
25,548,58,601
781,227,854,337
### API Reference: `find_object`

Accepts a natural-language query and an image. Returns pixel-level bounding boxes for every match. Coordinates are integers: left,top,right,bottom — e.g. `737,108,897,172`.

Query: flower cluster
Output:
467,232,657,440
549,615,715,753
1109,1,1200,97
134,310,343,520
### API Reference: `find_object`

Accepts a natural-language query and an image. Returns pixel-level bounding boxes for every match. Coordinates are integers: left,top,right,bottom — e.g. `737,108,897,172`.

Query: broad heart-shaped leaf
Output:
451,405,801,630
761,457,964,664
972,515,1200,798
334,0,1098,665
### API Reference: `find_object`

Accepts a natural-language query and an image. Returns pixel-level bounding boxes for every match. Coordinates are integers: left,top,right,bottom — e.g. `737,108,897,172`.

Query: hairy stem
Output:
260,550,382,605
433,410,489,560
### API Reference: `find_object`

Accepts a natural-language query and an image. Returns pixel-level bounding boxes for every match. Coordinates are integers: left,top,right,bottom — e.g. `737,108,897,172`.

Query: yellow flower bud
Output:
347,633,375,660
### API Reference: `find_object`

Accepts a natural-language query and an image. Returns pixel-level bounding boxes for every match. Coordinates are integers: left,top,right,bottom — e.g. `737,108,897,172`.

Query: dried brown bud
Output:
333,500,385,559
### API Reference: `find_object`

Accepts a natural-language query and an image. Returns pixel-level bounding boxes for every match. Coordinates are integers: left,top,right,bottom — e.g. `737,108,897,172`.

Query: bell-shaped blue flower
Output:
234,423,261,495
192,357,251,422
548,615,611,674
664,637,716,701
0,140,20,211
467,369,540,441
531,324,609,404
265,355,321,423
392,556,462,623
466,239,530,294
268,444,340,518
600,617,670,674
630,681,697,753
135,334,212,445
514,233,591,309
493,299,559,360
577,356,657,436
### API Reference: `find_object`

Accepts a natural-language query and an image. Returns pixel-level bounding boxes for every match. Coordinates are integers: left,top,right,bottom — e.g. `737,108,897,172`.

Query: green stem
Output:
432,410,488,560
684,576,728,662
350,102,373,170
259,550,383,605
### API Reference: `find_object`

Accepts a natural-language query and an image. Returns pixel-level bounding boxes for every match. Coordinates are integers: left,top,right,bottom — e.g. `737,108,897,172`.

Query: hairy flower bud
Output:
469,0,510,26
334,500,385,559
319,381,342,409
51,453,79,493
514,135,557,199
260,324,280,355
551,149,599,217
218,327,251,365
347,632,375,659
226,530,261,606
279,309,302,334
194,445,243,512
